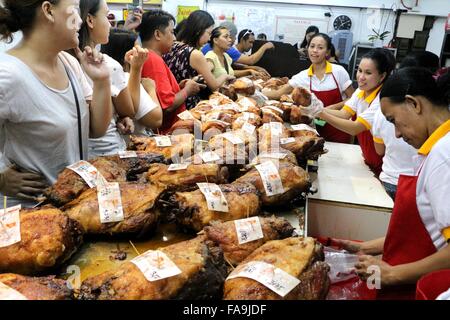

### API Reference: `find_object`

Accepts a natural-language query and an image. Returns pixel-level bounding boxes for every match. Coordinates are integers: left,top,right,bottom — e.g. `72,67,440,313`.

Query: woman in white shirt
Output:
0,0,112,207
77,0,149,157
338,68,450,299
315,48,396,176
101,28,163,135
263,33,355,143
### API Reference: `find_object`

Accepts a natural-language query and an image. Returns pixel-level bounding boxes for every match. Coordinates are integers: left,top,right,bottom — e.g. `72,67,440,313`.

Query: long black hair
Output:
78,0,102,50
300,25,319,48
176,10,214,48
380,67,449,108
361,48,396,83
0,0,59,42
101,29,137,67
399,51,440,74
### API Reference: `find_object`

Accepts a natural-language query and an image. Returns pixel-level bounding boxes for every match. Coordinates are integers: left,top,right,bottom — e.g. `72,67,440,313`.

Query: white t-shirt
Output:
126,72,158,136
87,54,128,158
372,109,417,185
415,121,450,250
289,61,352,98
343,86,382,130
0,51,91,207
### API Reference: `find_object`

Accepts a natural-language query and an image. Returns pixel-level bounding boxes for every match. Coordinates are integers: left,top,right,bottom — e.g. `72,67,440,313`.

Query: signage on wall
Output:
177,6,200,23
107,0,162,4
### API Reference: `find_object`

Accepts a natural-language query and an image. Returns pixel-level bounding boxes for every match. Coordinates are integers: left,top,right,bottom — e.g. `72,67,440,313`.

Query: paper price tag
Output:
97,182,124,224
254,79,264,85
0,282,27,300
67,160,104,188
280,137,296,145
262,122,283,135
217,103,240,112
258,152,288,160
0,205,21,248
118,151,137,158
168,163,189,171
255,161,284,196
263,105,284,115
197,183,229,212
238,98,255,109
242,122,256,136
131,250,182,282
154,136,172,147
291,124,318,135
222,132,244,145
234,217,264,244
177,110,195,120
227,261,300,297
266,100,281,106
199,151,221,163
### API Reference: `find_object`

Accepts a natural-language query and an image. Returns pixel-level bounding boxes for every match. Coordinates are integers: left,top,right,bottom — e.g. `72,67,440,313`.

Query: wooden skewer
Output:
129,240,141,256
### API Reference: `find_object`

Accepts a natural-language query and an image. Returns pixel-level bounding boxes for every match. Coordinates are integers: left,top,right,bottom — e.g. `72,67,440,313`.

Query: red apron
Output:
357,130,383,176
379,171,437,300
310,74,352,144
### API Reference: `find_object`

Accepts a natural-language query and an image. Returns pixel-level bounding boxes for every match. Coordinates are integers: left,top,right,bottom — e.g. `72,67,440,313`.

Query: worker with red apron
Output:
332,68,450,300
286,34,355,143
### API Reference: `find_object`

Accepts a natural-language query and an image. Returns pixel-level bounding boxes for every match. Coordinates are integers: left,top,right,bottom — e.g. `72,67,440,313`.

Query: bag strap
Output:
61,61,84,160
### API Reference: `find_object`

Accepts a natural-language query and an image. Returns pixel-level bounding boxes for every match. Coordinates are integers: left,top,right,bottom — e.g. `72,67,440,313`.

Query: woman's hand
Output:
125,45,149,71
355,255,397,286
76,46,109,82
0,166,48,200
117,117,135,135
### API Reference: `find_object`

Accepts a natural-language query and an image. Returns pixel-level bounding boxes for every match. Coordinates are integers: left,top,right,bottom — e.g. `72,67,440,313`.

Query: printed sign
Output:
222,132,244,145
118,151,137,158
97,182,124,224
242,122,256,136
67,161,104,188
199,151,221,163
234,217,264,244
280,137,296,145
177,110,195,120
0,205,21,248
227,261,300,297
255,161,285,196
154,136,172,147
168,163,189,171
291,124,318,135
131,250,182,282
197,183,229,212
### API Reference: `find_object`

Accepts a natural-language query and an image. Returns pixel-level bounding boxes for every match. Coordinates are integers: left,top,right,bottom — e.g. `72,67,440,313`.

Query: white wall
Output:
205,0,397,47
0,32,22,53
426,17,447,56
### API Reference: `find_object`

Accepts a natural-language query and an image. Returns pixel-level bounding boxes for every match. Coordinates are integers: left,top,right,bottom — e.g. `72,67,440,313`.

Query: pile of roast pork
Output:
0,77,330,300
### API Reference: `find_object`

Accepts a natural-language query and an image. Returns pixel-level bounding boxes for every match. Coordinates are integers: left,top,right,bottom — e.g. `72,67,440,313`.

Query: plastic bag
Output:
324,247,359,284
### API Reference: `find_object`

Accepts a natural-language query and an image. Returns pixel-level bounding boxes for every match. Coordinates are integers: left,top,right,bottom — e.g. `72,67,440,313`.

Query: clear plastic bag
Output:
324,247,359,284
